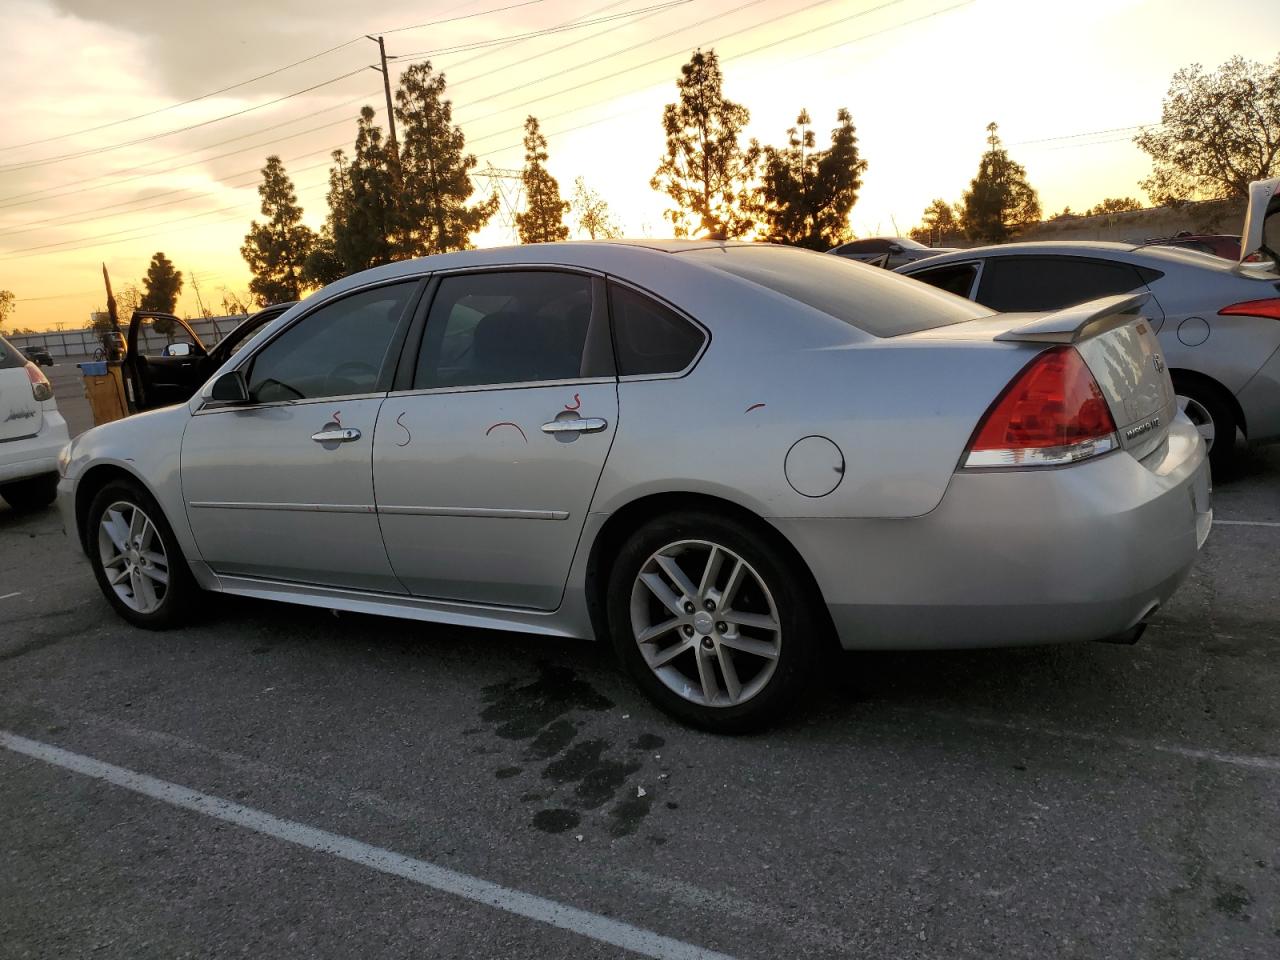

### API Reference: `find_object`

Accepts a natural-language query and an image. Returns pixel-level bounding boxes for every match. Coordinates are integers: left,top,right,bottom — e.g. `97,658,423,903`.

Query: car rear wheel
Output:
1174,378,1237,473
0,473,58,511
606,511,821,733
86,479,197,628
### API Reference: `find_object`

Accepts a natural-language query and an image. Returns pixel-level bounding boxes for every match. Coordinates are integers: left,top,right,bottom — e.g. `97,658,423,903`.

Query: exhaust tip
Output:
1095,603,1160,645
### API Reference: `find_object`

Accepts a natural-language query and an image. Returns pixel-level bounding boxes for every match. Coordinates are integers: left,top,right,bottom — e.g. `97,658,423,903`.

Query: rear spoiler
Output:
993,293,1149,344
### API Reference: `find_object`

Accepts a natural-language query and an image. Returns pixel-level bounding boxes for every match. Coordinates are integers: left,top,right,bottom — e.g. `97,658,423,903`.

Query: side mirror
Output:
210,370,250,404
164,342,193,358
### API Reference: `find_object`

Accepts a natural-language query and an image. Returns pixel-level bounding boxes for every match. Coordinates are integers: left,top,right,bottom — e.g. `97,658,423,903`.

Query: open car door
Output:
1239,176,1280,271
123,310,209,412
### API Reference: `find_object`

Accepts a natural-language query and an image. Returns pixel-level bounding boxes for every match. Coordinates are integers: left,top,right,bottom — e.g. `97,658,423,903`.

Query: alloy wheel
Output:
1177,394,1216,450
98,500,170,614
629,539,782,708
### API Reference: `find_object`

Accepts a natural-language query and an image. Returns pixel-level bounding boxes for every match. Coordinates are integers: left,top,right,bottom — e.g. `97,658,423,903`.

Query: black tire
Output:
1173,376,1238,475
85,478,198,629
0,473,58,511
606,510,822,734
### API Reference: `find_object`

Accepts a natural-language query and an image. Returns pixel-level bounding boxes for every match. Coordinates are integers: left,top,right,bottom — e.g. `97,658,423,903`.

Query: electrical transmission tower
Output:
476,164,525,243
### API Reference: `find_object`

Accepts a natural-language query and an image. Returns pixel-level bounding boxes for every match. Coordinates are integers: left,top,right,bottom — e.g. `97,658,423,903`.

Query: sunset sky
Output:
1,0,1277,331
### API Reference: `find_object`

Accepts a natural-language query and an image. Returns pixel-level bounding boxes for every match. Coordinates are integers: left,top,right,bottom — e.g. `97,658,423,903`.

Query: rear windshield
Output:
680,245,985,337
0,335,27,369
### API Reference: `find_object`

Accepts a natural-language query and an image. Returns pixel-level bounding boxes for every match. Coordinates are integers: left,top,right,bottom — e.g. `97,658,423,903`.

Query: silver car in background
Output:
57,241,1210,732
897,177,1280,471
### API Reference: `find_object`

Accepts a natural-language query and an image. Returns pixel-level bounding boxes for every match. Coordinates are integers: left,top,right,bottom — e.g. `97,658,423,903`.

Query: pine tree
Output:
140,252,183,313
241,156,316,305
516,117,569,244
960,123,1041,243
305,150,353,287
909,199,962,245
395,62,496,256
755,108,866,250
570,177,621,239
651,49,758,238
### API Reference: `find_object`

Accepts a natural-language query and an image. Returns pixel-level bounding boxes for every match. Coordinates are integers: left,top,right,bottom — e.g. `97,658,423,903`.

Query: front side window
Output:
414,271,594,389
609,283,705,376
975,257,1149,313
246,282,415,403
910,262,980,299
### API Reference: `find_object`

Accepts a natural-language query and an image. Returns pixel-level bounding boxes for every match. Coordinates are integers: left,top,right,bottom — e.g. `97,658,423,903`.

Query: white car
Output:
0,333,68,510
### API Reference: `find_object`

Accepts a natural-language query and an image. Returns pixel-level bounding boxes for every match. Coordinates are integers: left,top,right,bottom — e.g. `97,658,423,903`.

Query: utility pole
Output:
367,35,399,162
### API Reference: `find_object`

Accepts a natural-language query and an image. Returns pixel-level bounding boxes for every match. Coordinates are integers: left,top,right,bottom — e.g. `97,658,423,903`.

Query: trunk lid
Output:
1239,176,1280,270
914,293,1176,461
0,338,43,442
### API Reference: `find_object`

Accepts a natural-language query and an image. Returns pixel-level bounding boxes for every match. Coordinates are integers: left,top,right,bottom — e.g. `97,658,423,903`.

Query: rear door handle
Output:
311,427,361,443
541,417,608,435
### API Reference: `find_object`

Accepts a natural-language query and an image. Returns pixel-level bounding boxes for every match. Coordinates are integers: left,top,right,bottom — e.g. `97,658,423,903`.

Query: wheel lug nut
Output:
682,625,694,637
683,601,695,614
701,636,714,649
716,622,727,634
703,599,715,611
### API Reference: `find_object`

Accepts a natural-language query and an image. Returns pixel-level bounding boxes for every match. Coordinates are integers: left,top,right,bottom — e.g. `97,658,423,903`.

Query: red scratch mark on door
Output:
395,412,411,447
744,402,766,413
332,410,342,427
485,421,528,443
564,392,581,412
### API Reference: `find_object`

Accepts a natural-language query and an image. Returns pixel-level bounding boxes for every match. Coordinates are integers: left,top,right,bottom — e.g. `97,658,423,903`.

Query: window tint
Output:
609,283,705,376
247,282,414,402
839,239,890,254
910,262,979,298
681,245,983,337
415,271,593,389
975,257,1148,313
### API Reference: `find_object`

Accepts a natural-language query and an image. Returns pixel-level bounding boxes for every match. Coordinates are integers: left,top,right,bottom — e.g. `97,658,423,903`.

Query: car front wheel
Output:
607,511,822,733
86,480,197,628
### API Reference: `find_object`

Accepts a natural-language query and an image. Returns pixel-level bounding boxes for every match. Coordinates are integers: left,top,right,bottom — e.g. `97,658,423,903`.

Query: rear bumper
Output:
0,413,68,485
1236,341,1280,442
775,419,1211,650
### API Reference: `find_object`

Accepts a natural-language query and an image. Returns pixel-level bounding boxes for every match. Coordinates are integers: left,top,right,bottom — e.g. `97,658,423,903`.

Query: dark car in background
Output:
22,345,54,366
122,302,295,413
828,236,956,270
1142,232,1242,260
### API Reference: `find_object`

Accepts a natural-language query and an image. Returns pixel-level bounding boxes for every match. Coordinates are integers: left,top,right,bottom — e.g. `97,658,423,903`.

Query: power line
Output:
0,0,551,155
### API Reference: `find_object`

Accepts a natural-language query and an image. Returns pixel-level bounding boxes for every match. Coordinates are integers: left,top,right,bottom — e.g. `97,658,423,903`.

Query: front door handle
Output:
311,427,362,443
541,417,608,435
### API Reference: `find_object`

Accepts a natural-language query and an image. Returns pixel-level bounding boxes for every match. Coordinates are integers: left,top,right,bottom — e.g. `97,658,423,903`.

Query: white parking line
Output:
916,709,1280,774
1213,519,1280,528
0,591,21,601
0,731,736,960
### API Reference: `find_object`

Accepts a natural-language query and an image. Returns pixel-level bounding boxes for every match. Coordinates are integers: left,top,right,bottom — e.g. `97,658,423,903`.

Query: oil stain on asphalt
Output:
479,662,668,838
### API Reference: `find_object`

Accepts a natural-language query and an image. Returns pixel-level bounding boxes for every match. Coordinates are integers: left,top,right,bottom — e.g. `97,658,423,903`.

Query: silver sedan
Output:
897,177,1280,472
58,241,1211,731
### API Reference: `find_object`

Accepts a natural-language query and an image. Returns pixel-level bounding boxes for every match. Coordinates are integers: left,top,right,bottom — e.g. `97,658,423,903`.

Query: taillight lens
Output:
24,361,53,402
965,345,1118,468
1218,298,1280,320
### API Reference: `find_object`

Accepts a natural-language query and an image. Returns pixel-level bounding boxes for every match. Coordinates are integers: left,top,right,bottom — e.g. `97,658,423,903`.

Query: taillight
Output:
1218,298,1280,320
24,361,53,402
964,345,1118,468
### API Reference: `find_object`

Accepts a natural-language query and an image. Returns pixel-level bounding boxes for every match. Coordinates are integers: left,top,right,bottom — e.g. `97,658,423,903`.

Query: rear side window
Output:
0,335,24,369
976,257,1150,312
910,262,979,299
681,245,983,337
415,271,594,389
608,283,705,375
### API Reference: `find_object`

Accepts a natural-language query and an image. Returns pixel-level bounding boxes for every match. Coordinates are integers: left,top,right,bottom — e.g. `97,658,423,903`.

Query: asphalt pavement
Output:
2,365,1278,959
